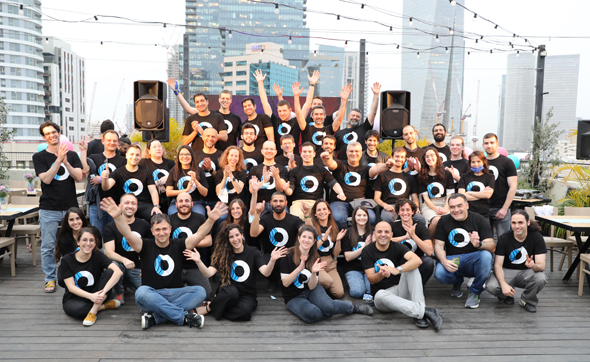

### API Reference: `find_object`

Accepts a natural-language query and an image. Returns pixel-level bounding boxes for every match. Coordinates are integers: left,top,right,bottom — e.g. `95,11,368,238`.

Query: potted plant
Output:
0,184,9,212
24,172,36,192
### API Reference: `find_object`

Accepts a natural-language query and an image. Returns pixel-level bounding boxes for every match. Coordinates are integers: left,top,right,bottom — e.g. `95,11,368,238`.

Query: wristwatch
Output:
154,205,161,209
396,266,403,273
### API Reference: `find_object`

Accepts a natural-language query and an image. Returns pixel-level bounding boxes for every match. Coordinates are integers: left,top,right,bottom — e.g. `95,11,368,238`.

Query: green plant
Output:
377,136,430,156
552,164,590,207
0,98,15,180
130,118,184,159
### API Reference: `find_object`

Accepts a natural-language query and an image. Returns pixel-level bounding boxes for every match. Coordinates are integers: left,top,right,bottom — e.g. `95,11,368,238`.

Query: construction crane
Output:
429,60,446,124
112,78,125,135
453,66,471,136
87,82,97,135
472,80,480,150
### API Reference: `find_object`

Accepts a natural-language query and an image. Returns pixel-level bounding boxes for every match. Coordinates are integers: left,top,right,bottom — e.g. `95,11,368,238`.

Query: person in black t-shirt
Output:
34,121,84,294
486,210,547,312
390,199,435,286
280,225,373,323
248,141,288,214
194,130,224,211
240,97,274,149
104,194,150,304
86,120,115,156
101,197,227,329
275,134,302,171
169,192,213,298
362,222,442,331
443,136,469,189
139,139,176,214
166,145,209,215
240,123,264,174
54,207,90,263
215,90,243,150
340,206,374,300
181,92,228,152
186,224,288,321
457,151,495,218
215,146,249,205
360,130,390,199
433,194,495,309
59,227,123,326
431,123,451,163
402,125,425,176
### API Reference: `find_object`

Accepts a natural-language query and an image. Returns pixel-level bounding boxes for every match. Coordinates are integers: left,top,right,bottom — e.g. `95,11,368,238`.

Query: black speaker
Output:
134,80,166,131
380,90,411,140
142,108,170,143
576,120,590,160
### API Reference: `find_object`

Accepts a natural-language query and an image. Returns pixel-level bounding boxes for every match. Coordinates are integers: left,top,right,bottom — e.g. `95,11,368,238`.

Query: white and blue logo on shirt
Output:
98,163,116,175
224,119,233,134
427,182,444,198
293,269,312,289
389,178,407,195
198,122,213,137
154,254,175,277
121,231,141,252
509,246,528,264
198,160,217,178
123,178,144,196
51,162,70,181
74,270,94,288
367,163,378,180
260,175,276,190
489,165,499,180
152,169,169,182
177,176,197,193
374,258,395,272
343,132,358,145
244,158,258,172
230,260,250,282
352,241,365,260
448,228,470,248
300,176,319,193
317,234,334,252
269,227,289,247
278,123,291,135
466,181,485,192
344,172,361,186
401,238,418,252
312,131,326,145
173,227,193,239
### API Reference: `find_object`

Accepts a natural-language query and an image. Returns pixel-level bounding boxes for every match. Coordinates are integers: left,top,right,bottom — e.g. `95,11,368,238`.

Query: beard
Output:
434,133,445,142
273,205,285,214
349,119,361,127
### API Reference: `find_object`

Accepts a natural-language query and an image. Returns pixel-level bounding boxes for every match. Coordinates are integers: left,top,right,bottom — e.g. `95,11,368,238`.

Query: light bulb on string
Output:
361,4,364,9
228,30,233,38
445,47,449,54
19,4,23,15
409,17,413,27
490,49,493,57
344,40,348,47
450,0,456,5
396,45,400,49
473,13,477,22
390,26,392,31
416,52,420,58
516,50,520,57
435,35,440,43
45,37,48,44
288,36,292,45
274,4,279,14
313,50,317,57
449,28,454,35
337,15,340,20
494,24,498,29
94,16,98,21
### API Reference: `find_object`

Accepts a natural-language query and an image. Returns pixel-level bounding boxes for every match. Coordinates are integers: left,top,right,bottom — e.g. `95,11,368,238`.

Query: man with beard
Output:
215,90,242,149
240,97,274,149
240,124,264,174
169,192,213,298
402,125,424,176
360,130,390,199
194,128,223,211
314,135,337,168
334,82,381,160
431,124,451,162
181,93,228,152
249,141,288,215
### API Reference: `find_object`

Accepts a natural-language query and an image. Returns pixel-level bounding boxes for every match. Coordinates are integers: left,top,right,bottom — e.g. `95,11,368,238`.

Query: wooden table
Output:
512,198,551,208
535,215,590,282
11,188,86,197
0,205,40,237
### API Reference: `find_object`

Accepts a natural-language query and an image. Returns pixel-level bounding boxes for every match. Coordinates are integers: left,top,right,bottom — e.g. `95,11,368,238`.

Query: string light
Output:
163,23,166,28
100,41,103,45
366,51,368,55
473,13,477,20
45,37,48,44
516,50,520,57
494,24,498,29
490,49,493,57
445,47,449,53
274,4,279,14
396,45,400,49
435,34,440,43
450,0,456,5
449,28,454,35
361,4,364,9
19,4,23,15
467,51,470,56
389,26,392,31
94,15,98,21
288,36,292,44
409,17,413,27
313,50,317,57
475,39,478,43
228,30,233,38
416,52,420,58
344,40,348,46
337,15,340,20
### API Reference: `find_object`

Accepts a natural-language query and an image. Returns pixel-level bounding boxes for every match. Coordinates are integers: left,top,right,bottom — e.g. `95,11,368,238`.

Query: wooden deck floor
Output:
1,240,590,361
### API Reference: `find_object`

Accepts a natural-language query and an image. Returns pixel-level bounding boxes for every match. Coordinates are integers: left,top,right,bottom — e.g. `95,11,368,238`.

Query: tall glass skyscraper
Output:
185,0,309,102
401,0,464,139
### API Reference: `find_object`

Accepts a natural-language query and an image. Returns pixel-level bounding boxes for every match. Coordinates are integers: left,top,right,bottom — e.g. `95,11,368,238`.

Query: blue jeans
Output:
167,200,206,216
344,271,371,299
135,285,206,326
286,286,353,323
197,200,228,223
88,204,114,237
434,250,493,295
113,261,141,295
489,207,511,240
330,201,376,230
39,209,67,283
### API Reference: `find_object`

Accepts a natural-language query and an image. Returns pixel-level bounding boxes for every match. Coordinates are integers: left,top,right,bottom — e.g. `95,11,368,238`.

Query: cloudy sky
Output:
41,0,589,139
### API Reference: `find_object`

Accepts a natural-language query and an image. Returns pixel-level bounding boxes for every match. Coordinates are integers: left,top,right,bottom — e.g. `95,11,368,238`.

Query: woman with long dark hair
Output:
166,145,208,215
458,150,495,219
184,224,287,321
340,205,374,300
139,139,176,214
280,225,373,323
215,146,248,204
59,227,122,326
54,207,90,263
218,198,253,246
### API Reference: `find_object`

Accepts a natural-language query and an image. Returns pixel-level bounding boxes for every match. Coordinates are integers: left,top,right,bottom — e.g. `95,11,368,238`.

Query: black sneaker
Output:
520,299,537,313
504,296,515,305
141,313,156,330
415,318,428,328
184,313,205,328
450,284,463,298
423,307,442,332
352,304,373,316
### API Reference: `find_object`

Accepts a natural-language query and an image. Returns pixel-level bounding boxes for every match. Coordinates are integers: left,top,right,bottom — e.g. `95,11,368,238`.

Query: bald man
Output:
249,140,288,215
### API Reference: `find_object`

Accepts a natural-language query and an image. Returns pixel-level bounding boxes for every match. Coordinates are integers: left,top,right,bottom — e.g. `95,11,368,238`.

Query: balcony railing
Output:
2,152,36,169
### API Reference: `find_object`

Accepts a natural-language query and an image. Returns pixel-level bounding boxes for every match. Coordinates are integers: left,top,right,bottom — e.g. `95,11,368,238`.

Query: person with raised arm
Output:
248,140,288,214
240,96,274,149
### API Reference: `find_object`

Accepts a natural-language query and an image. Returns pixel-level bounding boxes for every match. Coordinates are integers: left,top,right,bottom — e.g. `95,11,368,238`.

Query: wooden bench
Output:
0,237,17,276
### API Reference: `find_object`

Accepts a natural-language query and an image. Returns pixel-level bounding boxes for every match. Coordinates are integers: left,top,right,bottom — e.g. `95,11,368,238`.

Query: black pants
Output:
419,256,435,286
182,268,213,299
135,201,155,223
209,284,257,321
62,268,115,320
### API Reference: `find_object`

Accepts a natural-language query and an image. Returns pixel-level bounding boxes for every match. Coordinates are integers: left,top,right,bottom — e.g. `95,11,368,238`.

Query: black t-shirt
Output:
391,219,430,258
275,153,303,171
213,245,265,296
271,114,301,155
249,163,288,203
103,218,151,269
166,166,208,202
432,144,451,163
280,255,315,304
183,112,227,152
418,170,455,200
60,251,112,302
334,119,373,160
487,155,517,209
194,149,223,202
214,111,242,150
317,225,336,257
90,153,128,202
306,114,334,128
404,146,425,176
457,172,496,217
301,123,334,153
330,160,371,202
87,139,104,156
33,150,83,211
138,158,176,187
259,213,304,254
214,169,248,203
373,170,417,204
289,164,336,201
361,242,409,295
241,147,264,174
496,231,547,270
443,158,469,186
239,114,273,149
169,212,207,269
361,151,389,199
57,233,78,260
340,230,368,273
109,165,155,204
139,238,188,289
434,212,494,256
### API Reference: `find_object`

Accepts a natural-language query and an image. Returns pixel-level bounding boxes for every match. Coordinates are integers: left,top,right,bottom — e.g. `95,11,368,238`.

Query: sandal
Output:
44,281,56,293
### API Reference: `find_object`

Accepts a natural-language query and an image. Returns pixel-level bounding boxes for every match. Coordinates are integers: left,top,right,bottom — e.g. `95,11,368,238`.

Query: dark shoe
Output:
184,312,205,328
520,299,537,313
423,307,442,332
450,284,463,298
352,304,373,316
265,280,278,294
504,296,515,305
415,318,428,328
141,313,156,330
465,293,480,309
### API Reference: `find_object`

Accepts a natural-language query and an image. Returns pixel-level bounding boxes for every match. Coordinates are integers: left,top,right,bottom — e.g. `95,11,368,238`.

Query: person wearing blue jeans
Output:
434,193,496,309
329,201,376,230
100,196,228,329
88,204,114,236
34,121,84,293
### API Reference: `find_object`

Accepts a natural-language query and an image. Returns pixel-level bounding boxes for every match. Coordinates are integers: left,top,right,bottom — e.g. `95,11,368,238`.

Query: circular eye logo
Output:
261,175,276,190
466,181,485,192
509,246,528,264
278,123,291,135
448,228,470,248
154,254,175,277
489,165,499,180
244,158,258,173
318,234,334,252
352,241,365,259
173,226,193,239
293,269,311,289
312,131,326,145
427,182,445,198
124,178,144,196
231,260,250,282
177,176,197,193
374,258,395,273
152,169,169,182
344,172,361,186
269,227,289,247
343,132,358,145
401,238,418,252
74,270,95,288
198,160,217,177
121,231,142,252
388,178,407,195
439,153,448,162
224,119,233,134
367,163,378,180
98,163,117,175
52,162,70,181
198,122,214,137
300,176,319,193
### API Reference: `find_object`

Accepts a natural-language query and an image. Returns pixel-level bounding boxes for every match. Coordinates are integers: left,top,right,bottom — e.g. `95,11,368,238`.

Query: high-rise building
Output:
167,44,185,123
497,74,506,145
0,0,45,142
43,37,86,142
501,53,579,151
184,0,309,101
342,50,369,126
402,0,465,139
305,45,344,98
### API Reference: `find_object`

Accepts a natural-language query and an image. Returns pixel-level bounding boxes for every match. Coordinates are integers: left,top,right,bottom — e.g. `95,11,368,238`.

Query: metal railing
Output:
2,152,36,169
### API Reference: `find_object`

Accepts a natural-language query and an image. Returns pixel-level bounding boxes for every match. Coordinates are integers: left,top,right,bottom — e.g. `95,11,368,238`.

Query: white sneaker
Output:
466,277,475,288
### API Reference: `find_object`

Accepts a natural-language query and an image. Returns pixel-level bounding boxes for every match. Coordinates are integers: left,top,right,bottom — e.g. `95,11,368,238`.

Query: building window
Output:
224,81,232,86
68,126,74,130
236,81,247,86
65,107,70,112
236,61,247,66
65,98,70,102
236,71,247,76
223,72,233,76
236,91,247,95
224,62,233,67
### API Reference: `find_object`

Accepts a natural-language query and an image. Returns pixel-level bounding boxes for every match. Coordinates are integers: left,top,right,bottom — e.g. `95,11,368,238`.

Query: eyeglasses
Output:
43,130,58,137
179,153,192,158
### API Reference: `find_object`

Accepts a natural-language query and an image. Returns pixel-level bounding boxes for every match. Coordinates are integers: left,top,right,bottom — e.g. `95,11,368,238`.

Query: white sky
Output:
41,0,590,139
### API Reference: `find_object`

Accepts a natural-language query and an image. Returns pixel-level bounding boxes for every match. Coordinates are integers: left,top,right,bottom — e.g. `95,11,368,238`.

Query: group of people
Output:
31,72,547,331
